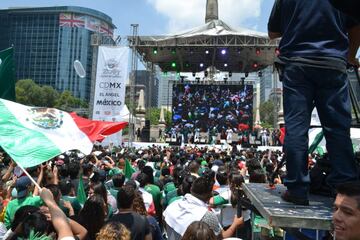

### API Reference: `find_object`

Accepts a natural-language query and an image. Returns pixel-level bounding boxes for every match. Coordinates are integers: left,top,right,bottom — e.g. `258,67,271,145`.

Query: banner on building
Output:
92,46,130,146
85,16,101,32
59,13,114,37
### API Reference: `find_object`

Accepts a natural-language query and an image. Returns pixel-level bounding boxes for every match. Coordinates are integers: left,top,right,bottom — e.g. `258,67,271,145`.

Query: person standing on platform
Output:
268,0,360,205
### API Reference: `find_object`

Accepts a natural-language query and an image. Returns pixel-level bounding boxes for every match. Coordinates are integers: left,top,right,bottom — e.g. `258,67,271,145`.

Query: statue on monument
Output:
205,0,219,23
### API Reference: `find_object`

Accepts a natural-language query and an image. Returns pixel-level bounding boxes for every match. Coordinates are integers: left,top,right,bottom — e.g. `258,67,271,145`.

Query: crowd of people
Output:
0,144,359,240
165,125,282,148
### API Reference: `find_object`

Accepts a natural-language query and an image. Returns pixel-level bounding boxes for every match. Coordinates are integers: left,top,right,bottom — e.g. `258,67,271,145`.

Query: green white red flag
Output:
0,99,125,168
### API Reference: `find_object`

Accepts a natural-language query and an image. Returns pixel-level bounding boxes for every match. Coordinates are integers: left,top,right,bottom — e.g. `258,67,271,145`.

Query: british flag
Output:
59,13,85,28
100,21,114,37
85,16,100,32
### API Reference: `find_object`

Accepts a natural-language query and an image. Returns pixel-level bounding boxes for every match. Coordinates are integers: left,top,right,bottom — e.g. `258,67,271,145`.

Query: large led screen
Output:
171,84,253,134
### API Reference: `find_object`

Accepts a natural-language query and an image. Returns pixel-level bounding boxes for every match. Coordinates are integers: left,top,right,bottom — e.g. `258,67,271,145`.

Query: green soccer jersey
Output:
4,196,43,228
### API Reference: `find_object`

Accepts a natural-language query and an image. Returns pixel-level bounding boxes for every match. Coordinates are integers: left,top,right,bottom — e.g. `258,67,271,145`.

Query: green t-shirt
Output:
144,184,162,213
163,187,178,208
4,196,43,228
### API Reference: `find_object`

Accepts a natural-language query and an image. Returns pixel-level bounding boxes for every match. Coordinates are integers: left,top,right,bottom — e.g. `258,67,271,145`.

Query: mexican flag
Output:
0,98,93,167
70,112,128,142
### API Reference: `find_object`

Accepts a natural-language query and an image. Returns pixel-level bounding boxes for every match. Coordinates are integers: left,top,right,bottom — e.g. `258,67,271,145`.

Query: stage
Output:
124,141,283,151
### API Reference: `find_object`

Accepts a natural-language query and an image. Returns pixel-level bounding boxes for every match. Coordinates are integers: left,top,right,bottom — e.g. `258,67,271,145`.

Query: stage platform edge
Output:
243,183,333,230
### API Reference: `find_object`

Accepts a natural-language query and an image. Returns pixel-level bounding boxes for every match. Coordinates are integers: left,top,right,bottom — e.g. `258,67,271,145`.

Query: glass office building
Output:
0,6,115,101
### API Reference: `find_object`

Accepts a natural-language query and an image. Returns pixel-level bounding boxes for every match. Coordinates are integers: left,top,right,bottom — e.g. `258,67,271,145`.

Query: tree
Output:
145,107,172,126
164,109,172,126
260,100,275,126
40,85,60,107
15,79,87,111
54,90,88,111
146,107,161,125
16,79,51,107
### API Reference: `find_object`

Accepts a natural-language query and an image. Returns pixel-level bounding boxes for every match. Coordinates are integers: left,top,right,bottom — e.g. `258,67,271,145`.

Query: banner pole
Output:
16,164,41,190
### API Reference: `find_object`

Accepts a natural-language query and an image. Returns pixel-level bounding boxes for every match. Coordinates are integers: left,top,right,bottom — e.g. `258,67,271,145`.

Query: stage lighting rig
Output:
153,47,158,55
223,77,228,83
195,77,200,83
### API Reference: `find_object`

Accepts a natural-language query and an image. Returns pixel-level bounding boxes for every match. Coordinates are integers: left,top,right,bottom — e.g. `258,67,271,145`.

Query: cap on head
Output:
15,176,32,198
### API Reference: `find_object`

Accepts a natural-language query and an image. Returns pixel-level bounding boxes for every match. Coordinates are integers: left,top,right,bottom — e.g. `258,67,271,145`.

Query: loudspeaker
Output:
141,129,150,142
145,120,150,129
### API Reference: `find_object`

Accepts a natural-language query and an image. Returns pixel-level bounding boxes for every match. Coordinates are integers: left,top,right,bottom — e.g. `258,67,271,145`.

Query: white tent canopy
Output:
134,19,279,73
140,20,268,42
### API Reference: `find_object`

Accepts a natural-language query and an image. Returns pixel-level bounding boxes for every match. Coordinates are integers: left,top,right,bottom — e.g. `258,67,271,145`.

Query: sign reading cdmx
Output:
92,46,129,120
99,82,122,89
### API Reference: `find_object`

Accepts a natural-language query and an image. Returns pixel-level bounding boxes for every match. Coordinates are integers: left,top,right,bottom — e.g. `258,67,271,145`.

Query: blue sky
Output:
0,0,275,36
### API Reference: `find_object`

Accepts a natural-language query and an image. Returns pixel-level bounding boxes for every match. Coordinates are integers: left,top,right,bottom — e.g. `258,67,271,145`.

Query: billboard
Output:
171,84,253,135
92,46,130,145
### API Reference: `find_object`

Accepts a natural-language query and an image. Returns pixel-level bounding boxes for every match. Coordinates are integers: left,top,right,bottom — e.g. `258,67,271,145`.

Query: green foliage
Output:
259,100,275,126
146,107,161,125
165,109,172,126
54,90,88,111
122,125,129,135
260,122,273,129
15,79,88,111
16,79,49,106
145,107,172,126
40,85,60,107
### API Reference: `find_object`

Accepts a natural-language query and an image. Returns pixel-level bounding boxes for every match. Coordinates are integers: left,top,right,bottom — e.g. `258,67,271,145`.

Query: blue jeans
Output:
282,64,358,197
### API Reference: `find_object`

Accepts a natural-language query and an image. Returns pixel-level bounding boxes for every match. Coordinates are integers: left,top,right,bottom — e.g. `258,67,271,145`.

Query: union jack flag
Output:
59,13,85,28
85,16,100,32
100,21,114,37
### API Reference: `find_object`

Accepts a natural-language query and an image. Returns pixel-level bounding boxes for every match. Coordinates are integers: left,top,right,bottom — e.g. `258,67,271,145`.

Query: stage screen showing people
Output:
170,83,253,143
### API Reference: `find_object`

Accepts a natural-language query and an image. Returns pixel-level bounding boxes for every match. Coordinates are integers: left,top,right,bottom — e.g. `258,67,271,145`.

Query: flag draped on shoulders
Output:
0,99,93,168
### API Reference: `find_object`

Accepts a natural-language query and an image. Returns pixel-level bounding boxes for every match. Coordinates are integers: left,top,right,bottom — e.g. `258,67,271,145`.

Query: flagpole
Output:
16,164,41,190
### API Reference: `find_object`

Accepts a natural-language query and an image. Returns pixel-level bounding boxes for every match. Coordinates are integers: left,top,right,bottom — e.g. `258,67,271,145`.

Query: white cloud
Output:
147,0,263,33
